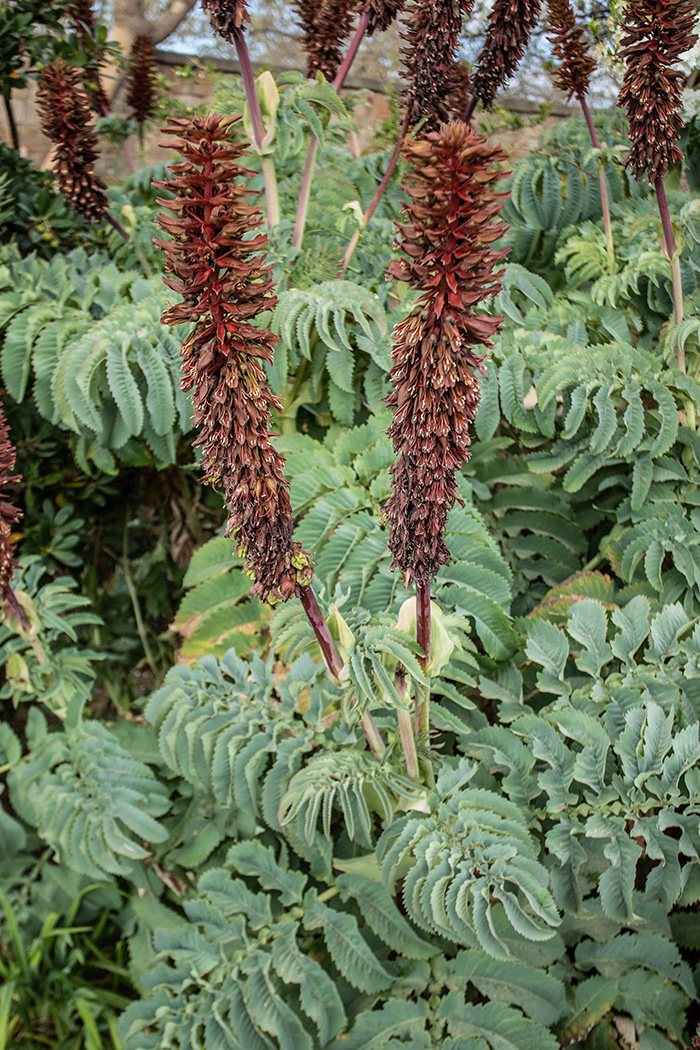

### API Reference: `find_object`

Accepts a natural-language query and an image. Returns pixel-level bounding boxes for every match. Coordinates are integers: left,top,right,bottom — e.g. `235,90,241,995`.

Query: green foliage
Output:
0,247,191,471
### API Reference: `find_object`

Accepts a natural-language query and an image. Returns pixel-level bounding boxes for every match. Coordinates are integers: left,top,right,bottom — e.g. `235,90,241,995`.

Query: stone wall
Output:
3,49,575,183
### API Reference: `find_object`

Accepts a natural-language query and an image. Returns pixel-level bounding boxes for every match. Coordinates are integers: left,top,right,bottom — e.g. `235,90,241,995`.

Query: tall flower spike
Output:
0,400,23,615
66,0,110,115
37,59,109,223
618,0,697,184
546,0,595,101
201,0,250,42
126,35,158,135
402,0,474,129
366,0,407,35
155,114,310,603
470,0,543,113
293,0,358,80
385,122,509,583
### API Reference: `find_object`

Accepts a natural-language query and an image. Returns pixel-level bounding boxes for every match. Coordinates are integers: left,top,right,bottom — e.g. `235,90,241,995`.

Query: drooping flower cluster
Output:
618,0,698,183
470,0,543,111
401,0,474,128
155,115,309,603
126,35,158,133
293,0,357,80
201,0,249,42
448,59,472,119
385,122,509,583
545,0,595,101
37,59,108,223
0,401,22,609
66,0,110,114
366,0,406,35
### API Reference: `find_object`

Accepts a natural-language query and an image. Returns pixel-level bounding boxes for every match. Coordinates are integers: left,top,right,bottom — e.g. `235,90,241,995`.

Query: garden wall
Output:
3,49,576,182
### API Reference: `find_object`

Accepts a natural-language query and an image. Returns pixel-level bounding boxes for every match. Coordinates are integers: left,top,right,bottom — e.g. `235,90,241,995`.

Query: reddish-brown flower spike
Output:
366,0,407,35
66,0,110,114
293,0,358,80
385,122,509,583
154,114,310,604
546,0,596,101
37,59,108,223
202,0,250,42
402,0,474,128
448,59,472,119
126,35,158,132
471,0,543,111
618,0,697,183
0,401,23,612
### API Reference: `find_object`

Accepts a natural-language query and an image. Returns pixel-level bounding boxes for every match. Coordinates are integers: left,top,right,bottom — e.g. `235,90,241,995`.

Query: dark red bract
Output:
402,0,474,128
154,114,309,603
546,0,596,101
471,0,542,110
293,0,357,80
385,122,509,583
201,0,250,41
126,35,158,132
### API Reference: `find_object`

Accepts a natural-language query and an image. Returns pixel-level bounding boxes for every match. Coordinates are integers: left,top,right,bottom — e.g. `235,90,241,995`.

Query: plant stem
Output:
362,710,387,761
3,93,19,151
655,175,685,371
122,521,159,680
292,137,318,249
397,707,419,780
463,95,477,124
338,113,409,275
415,579,431,740
292,5,370,249
297,582,343,678
332,6,371,92
232,26,279,228
579,96,614,265
105,211,130,241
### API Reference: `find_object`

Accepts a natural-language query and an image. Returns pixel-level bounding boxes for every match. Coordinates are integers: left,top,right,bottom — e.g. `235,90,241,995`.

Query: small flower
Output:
293,0,357,80
37,59,108,223
618,0,698,183
546,0,596,101
471,0,543,111
126,35,158,133
402,0,474,128
385,122,509,583
201,0,250,42
155,114,309,603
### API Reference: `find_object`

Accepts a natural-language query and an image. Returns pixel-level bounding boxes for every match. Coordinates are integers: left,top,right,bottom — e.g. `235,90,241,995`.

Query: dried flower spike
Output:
366,0,407,35
202,0,250,42
0,401,23,613
385,122,509,583
126,35,158,134
37,59,109,223
618,0,697,183
402,0,474,128
293,0,357,80
545,0,595,101
470,0,542,112
155,114,309,603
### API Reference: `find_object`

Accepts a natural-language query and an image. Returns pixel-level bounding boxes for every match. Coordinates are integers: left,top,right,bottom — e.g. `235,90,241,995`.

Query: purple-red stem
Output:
4,95,19,151
463,95,477,124
415,580,431,741
338,112,409,275
655,175,685,371
232,26,279,226
297,582,343,678
105,211,130,241
579,95,613,262
292,3,370,249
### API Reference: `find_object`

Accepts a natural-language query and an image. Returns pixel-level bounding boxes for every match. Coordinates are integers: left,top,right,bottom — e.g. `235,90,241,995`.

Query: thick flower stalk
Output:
618,0,697,368
154,115,309,603
37,59,109,224
126,35,158,138
0,401,24,620
385,122,509,585
402,0,474,129
293,0,357,81
466,0,543,119
67,0,110,115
